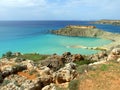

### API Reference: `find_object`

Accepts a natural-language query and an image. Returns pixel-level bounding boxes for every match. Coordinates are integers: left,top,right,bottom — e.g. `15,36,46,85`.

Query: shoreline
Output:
52,25,120,51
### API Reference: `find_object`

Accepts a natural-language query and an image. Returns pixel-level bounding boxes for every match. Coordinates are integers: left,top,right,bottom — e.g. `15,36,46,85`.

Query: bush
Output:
100,64,108,71
75,60,95,66
2,51,13,59
17,53,49,62
69,80,79,90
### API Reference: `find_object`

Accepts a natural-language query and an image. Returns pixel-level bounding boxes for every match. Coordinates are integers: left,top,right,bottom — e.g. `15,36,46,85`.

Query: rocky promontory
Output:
52,25,120,51
93,20,120,26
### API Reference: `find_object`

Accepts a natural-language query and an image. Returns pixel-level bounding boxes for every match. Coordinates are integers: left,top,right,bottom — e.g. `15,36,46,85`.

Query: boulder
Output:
107,48,120,61
37,66,52,76
54,63,77,84
111,48,120,55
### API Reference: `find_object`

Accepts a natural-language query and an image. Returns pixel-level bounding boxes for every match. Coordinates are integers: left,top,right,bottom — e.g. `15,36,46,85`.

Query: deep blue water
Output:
0,21,119,56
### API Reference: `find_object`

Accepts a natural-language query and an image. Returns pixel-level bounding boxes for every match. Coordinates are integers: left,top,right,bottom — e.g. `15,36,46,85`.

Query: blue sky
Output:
0,0,120,20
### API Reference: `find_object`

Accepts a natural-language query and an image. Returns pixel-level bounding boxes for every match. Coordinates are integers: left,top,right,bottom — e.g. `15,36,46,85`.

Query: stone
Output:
111,48,120,55
117,58,120,62
42,83,56,90
107,48,120,61
54,63,77,84
72,54,84,62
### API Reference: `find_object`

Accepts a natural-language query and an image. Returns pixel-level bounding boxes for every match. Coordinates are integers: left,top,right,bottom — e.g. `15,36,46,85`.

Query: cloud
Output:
0,0,120,20
0,0,47,7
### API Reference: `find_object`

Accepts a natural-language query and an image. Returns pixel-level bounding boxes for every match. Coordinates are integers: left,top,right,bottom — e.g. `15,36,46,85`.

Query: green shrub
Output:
69,80,79,90
2,51,13,59
17,53,49,62
75,60,95,66
100,64,108,71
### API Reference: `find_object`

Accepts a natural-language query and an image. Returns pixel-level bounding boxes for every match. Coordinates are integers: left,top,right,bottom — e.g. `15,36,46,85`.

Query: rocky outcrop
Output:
40,52,84,71
1,64,27,78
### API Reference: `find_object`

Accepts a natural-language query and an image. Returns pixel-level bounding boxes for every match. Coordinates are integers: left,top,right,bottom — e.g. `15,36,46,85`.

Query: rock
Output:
42,83,56,90
40,58,64,71
22,60,35,70
0,73,3,83
21,79,42,90
1,65,27,78
72,54,84,62
40,75,53,87
107,48,120,61
54,63,77,84
0,82,21,90
111,48,120,55
37,66,52,76
117,58,120,62
62,52,71,56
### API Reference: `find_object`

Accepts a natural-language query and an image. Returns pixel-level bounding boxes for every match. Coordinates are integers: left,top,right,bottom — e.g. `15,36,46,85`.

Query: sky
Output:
0,0,120,20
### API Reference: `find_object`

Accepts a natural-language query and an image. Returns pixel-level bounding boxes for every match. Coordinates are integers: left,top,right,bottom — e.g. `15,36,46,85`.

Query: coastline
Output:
52,25,120,51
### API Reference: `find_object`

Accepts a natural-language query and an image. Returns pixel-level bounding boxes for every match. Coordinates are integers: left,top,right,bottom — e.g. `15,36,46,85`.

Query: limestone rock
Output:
54,63,77,84
42,83,56,90
72,54,84,62
107,48,120,60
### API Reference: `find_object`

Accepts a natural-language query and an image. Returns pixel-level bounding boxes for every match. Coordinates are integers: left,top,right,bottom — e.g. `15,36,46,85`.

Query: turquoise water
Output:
0,34,111,56
0,21,117,56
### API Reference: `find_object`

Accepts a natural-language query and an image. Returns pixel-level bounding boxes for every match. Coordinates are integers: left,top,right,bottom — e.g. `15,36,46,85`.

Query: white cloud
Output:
0,0,47,7
0,0,120,20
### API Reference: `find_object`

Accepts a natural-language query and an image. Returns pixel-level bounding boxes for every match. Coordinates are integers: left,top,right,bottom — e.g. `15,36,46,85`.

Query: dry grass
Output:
78,61,120,90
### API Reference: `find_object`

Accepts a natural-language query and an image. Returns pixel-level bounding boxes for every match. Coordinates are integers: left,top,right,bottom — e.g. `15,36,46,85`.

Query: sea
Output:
0,21,120,56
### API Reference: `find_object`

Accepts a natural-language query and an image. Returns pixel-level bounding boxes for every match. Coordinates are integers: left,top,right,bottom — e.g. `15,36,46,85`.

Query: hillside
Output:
0,47,120,90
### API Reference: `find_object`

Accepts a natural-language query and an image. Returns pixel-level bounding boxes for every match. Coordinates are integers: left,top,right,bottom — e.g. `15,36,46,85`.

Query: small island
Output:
52,25,120,51
93,20,120,26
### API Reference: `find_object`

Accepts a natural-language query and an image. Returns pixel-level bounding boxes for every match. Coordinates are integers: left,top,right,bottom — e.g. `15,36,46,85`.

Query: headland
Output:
52,25,120,51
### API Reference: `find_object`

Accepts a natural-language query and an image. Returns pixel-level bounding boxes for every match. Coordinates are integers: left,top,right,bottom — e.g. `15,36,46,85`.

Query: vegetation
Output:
17,53,49,62
75,60,96,66
69,80,79,90
100,64,109,71
2,51,49,62
2,51,13,59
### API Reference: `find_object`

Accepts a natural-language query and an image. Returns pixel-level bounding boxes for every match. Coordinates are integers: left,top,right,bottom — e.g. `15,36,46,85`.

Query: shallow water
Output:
0,34,111,56
0,21,118,56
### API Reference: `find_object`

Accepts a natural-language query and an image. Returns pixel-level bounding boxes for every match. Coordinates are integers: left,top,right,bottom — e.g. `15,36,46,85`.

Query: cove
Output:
0,34,112,56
